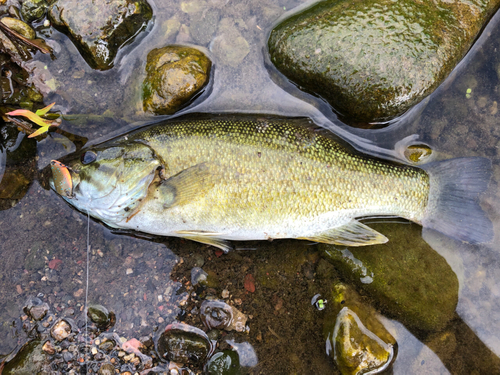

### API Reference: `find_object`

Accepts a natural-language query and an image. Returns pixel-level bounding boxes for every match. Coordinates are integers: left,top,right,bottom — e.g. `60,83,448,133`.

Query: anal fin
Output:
175,230,233,252
300,220,388,247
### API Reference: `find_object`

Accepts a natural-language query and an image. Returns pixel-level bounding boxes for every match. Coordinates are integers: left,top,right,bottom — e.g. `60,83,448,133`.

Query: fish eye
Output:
81,151,97,165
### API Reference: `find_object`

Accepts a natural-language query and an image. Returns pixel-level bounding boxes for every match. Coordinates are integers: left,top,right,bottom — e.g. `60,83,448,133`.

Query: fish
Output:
49,114,493,251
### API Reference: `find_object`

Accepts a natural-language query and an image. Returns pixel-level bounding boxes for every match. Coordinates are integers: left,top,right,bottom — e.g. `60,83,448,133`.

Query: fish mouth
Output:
50,160,74,198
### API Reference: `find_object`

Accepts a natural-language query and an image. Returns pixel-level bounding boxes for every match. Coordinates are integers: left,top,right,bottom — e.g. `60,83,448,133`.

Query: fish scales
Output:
50,114,492,249
129,118,429,233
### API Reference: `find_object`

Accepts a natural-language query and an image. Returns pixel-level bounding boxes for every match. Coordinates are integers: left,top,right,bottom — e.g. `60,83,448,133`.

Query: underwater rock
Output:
327,307,394,375
205,350,241,375
24,296,49,321
212,18,250,67
50,319,71,341
142,45,211,115
323,282,396,375
21,0,48,23
320,223,459,331
88,304,112,327
1,17,36,39
268,0,500,125
200,300,248,332
48,0,153,70
156,322,213,366
404,144,433,164
2,340,47,373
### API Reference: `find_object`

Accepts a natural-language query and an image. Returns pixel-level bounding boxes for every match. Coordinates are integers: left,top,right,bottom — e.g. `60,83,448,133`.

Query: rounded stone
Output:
206,350,241,375
142,45,212,115
155,322,213,365
268,0,500,125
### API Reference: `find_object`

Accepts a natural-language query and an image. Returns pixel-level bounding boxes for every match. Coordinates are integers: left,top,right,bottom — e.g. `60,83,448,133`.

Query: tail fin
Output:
421,157,493,244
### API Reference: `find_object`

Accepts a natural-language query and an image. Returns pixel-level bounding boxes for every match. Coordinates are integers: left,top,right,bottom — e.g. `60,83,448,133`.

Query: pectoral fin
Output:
300,220,388,246
155,163,217,209
175,230,232,252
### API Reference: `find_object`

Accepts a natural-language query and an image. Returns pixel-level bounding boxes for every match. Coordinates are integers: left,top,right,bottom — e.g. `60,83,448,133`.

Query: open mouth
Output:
50,160,74,198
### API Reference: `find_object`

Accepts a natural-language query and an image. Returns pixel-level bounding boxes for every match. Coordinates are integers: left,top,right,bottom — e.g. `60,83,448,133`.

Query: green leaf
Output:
35,102,55,116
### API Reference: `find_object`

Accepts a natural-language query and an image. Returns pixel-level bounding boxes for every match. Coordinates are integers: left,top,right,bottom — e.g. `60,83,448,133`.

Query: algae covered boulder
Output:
320,223,458,332
142,45,212,115
268,0,500,125
48,0,153,70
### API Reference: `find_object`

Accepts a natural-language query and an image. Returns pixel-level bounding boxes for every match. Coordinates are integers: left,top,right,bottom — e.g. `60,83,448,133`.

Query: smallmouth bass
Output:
50,114,492,250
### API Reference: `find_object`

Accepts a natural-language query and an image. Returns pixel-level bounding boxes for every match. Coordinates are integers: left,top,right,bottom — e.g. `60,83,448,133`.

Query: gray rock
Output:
268,0,500,125
48,0,153,70
24,297,50,321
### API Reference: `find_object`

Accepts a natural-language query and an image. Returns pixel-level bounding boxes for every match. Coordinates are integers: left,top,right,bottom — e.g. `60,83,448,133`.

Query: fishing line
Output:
85,210,90,374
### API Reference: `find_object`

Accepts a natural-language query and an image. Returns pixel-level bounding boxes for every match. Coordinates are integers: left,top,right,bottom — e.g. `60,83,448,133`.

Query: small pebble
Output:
126,268,133,275
91,346,98,355
42,340,55,355
51,320,71,341
222,289,230,298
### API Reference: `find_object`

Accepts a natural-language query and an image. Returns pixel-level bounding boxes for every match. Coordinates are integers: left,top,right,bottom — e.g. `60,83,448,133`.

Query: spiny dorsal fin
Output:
300,220,388,246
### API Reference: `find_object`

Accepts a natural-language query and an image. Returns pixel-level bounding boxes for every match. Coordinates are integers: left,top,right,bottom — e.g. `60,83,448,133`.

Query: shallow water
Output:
2,0,500,373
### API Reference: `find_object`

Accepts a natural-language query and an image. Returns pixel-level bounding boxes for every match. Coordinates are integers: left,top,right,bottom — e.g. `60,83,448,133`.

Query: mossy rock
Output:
2,340,46,374
320,222,458,332
268,0,500,125
142,45,212,115
48,0,153,70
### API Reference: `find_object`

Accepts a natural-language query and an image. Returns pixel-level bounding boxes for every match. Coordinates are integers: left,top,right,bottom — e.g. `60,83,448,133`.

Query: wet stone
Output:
88,304,111,326
200,300,248,332
2,340,47,373
327,307,394,375
206,350,241,375
24,297,49,320
268,0,500,125
48,0,153,70
142,45,212,115
21,0,48,23
156,322,212,366
404,144,433,163
50,319,71,341
0,17,36,39
98,362,115,375
42,340,55,355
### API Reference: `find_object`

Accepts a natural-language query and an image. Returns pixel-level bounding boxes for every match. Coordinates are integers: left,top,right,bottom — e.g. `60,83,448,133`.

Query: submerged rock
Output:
48,0,153,70
156,322,213,366
327,307,394,375
88,304,112,327
142,45,211,115
320,223,459,331
200,300,248,332
2,340,47,373
21,0,48,23
24,297,49,321
50,319,71,341
205,350,241,375
268,0,500,125
324,283,396,375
